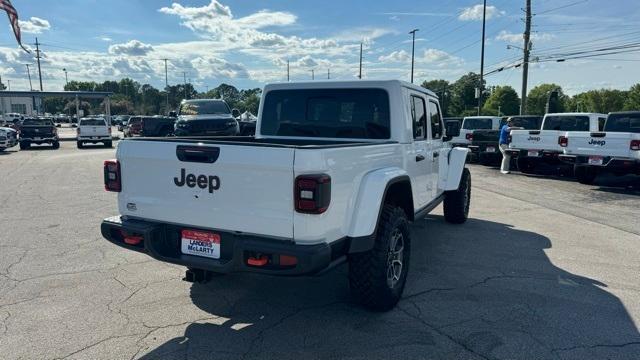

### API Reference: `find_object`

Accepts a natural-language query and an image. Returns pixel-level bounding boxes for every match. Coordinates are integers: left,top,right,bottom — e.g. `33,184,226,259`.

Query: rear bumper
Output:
559,155,640,174
78,136,111,141
101,216,346,276
506,149,562,162
20,136,58,143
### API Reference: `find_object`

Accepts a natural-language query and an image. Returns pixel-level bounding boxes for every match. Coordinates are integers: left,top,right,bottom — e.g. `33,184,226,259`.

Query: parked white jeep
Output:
101,80,471,311
508,112,606,174
559,111,640,184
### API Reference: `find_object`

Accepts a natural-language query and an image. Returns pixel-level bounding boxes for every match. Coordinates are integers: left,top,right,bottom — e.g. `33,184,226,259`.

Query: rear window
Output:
80,119,106,126
179,101,230,116
462,118,493,130
22,119,52,126
542,116,590,131
261,88,390,139
511,117,542,130
604,113,640,133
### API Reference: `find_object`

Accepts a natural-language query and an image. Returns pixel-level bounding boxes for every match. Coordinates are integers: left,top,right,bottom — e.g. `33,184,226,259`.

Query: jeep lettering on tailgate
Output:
588,139,606,146
527,136,541,141
174,168,221,193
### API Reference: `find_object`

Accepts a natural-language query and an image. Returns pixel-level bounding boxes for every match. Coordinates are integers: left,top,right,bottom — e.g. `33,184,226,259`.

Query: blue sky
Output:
1,0,639,95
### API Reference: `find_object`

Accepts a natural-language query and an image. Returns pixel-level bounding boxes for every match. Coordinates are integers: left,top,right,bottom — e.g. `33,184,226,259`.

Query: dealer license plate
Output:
527,150,539,157
486,146,496,153
34,137,41,140
181,229,220,259
588,156,604,165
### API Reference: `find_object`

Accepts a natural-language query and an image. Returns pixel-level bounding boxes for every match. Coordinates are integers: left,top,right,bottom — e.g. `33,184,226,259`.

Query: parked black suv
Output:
172,99,239,137
19,117,60,150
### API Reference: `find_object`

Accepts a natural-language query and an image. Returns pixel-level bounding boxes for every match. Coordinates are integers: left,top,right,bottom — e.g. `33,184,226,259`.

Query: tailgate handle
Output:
529,130,541,135
590,132,606,138
176,145,220,163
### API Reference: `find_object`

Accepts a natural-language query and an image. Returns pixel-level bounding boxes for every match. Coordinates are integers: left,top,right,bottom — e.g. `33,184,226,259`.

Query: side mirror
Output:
444,120,461,141
231,109,241,118
169,111,177,117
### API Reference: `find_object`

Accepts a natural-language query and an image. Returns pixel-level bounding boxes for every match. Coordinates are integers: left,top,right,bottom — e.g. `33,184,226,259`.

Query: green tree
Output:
449,72,486,116
238,88,261,114
482,86,520,116
624,84,640,111
421,79,451,116
526,84,568,115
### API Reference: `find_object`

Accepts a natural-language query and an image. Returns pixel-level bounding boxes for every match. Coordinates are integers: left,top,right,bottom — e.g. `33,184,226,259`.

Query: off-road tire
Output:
348,205,411,312
19,141,29,150
575,166,597,185
52,141,60,149
443,167,471,224
77,141,83,149
518,157,536,174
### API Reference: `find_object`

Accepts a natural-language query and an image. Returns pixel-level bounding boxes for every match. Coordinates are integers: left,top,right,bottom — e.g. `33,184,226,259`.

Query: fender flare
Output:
347,167,412,253
444,147,470,191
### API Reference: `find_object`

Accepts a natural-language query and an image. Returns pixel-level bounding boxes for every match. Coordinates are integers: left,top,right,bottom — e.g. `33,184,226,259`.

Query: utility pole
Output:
358,42,363,79
163,58,169,113
35,37,43,91
183,71,187,99
25,64,33,91
478,0,487,116
287,59,290,81
409,29,419,83
327,68,330,80
520,0,532,115
311,69,314,80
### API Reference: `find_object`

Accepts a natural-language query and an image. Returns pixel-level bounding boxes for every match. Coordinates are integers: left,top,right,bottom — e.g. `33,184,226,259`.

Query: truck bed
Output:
127,136,395,148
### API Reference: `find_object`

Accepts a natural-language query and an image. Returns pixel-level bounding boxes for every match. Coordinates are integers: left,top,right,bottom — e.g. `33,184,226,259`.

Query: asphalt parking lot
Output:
1,141,639,360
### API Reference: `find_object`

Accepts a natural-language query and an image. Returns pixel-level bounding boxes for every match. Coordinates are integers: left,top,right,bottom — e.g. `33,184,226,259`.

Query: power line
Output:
535,0,589,15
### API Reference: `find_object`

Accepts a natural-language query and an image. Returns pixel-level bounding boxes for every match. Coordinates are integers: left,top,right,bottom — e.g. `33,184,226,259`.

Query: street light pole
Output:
25,64,33,91
477,0,487,116
409,29,419,83
62,68,69,89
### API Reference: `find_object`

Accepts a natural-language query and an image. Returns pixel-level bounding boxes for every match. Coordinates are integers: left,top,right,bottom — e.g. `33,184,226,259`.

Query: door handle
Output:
415,154,426,162
433,152,440,158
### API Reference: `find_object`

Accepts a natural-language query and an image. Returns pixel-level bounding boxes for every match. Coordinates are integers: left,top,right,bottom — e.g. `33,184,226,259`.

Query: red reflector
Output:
247,256,268,267
631,140,640,151
279,255,298,266
558,136,568,147
124,235,143,245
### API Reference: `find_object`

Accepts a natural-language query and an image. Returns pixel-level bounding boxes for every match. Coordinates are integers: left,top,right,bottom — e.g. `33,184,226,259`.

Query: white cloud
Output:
495,30,555,44
98,36,113,42
108,40,154,56
378,50,410,63
459,5,504,21
18,17,50,34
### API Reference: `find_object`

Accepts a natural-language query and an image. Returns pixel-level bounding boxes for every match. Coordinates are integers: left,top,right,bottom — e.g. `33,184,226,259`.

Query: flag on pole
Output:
0,0,30,53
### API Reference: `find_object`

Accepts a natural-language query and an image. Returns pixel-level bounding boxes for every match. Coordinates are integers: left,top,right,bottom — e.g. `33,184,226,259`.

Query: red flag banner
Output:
0,0,30,53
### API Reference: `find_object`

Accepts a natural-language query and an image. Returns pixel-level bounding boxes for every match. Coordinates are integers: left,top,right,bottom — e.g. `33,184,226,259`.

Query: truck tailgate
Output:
565,132,636,158
510,130,562,151
117,140,295,238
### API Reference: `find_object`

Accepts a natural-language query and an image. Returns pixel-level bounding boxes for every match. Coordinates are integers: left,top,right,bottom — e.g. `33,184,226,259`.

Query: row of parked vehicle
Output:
447,111,640,184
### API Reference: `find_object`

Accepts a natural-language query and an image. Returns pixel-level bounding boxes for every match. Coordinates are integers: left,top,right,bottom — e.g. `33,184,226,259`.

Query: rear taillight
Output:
558,136,568,147
104,159,121,192
466,133,473,141
631,140,640,151
294,174,331,214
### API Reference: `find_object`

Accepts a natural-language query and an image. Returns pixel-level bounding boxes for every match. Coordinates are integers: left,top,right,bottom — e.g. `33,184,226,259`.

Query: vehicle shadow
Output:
138,217,640,360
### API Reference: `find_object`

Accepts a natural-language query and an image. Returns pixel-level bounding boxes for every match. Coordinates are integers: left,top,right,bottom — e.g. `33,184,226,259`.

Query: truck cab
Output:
100,80,470,311
559,111,640,184
508,112,605,174
450,116,502,147
470,115,542,165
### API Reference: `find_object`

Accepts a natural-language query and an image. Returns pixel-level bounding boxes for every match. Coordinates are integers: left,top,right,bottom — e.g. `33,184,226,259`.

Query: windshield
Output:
261,88,391,139
604,113,640,133
462,118,493,130
542,116,590,131
22,119,52,126
80,119,106,126
511,116,542,130
179,101,230,116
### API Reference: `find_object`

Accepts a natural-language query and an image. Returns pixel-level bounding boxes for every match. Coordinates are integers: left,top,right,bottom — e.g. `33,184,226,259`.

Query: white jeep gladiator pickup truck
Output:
559,111,640,184
508,112,605,173
101,80,471,311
